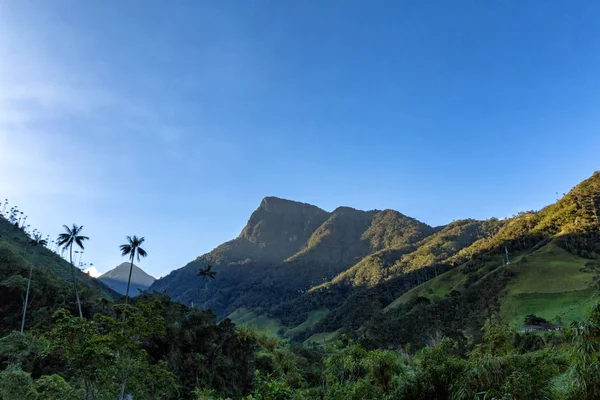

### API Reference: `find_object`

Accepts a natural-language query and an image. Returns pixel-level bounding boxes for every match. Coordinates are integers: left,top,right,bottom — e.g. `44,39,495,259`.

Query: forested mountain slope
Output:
152,173,600,347
149,198,435,317
0,216,118,334
358,172,600,348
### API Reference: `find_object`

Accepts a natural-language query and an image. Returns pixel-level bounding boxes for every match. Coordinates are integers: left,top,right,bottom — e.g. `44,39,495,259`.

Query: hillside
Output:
0,215,118,334
99,262,156,296
358,173,600,347
151,172,600,347
149,198,435,317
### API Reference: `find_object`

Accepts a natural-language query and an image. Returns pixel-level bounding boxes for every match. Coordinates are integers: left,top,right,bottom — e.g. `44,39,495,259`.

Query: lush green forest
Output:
1,172,600,399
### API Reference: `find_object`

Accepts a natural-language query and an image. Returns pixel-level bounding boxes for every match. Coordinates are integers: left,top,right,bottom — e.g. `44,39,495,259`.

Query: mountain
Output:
99,262,156,296
149,198,434,315
150,172,600,346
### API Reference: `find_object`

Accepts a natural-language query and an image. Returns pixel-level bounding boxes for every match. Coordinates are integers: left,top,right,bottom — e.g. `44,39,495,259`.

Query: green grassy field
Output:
385,253,513,310
501,243,597,326
229,307,331,339
504,244,594,294
385,268,466,310
502,288,596,327
227,308,284,337
385,241,598,328
303,330,340,345
284,309,329,338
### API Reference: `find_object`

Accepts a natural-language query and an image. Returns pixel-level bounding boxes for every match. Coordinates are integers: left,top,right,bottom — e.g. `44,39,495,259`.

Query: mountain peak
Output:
258,196,323,212
98,262,156,296
239,197,329,241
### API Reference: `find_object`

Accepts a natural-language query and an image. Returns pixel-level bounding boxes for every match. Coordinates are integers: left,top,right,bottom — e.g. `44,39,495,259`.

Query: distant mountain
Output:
99,262,156,296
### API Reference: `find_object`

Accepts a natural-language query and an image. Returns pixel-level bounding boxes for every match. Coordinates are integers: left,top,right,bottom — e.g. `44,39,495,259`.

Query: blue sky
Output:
1,0,599,278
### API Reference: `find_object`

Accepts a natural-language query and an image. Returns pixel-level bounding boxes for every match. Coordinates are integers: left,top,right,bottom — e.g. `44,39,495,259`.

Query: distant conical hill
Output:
99,262,155,296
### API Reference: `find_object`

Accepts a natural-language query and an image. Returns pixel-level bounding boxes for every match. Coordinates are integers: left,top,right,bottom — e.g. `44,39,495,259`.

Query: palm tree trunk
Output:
204,279,208,309
20,258,34,333
118,256,136,399
124,255,134,306
70,244,83,318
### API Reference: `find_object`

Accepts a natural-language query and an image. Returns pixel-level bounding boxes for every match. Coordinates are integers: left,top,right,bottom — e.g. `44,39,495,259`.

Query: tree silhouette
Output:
21,233,47,333
198,264,216,309
118,235,147,400
119,235,148,306
57,224,89,318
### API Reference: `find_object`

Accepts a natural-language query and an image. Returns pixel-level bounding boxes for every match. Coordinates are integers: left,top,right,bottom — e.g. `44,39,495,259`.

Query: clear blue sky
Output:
1,0,599,278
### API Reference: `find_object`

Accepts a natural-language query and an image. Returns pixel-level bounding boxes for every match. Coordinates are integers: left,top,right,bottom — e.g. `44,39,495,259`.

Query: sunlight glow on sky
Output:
1,0,599,277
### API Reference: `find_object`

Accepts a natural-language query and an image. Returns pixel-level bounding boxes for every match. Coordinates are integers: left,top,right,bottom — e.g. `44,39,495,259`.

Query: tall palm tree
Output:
21,233,47,333
117,236,147,400
57,224,89,318
119,235,147,306
198,264,216,308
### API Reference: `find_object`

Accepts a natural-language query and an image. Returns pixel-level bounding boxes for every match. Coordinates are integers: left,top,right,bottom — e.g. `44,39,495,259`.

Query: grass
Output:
303,330,340,345
284,309,329,338
230,308,331,339
499,243,598,326
385,268,466,310
385,252,515,310
385,242,599,329
227,308,284,337
502,289,596,327
504,244,594,294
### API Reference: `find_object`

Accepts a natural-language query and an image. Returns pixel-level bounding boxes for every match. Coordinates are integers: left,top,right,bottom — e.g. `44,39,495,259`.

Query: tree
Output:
119,235,148,306
568,302,600,399
20,233,47,333
198,264,216,308
57,224,89,318
118,236,148,400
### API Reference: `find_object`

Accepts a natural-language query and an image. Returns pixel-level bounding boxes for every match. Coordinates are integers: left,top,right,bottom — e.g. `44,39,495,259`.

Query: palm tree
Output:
198,264,216,308
117,236,147,400
119,235,147,306
57,224,89,318
21,233,47,333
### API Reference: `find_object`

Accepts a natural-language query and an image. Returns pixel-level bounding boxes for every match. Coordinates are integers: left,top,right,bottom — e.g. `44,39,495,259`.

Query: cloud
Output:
84,266,102,278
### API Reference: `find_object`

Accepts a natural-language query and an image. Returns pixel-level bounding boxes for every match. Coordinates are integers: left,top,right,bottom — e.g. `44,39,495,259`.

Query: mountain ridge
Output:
149,196,436,315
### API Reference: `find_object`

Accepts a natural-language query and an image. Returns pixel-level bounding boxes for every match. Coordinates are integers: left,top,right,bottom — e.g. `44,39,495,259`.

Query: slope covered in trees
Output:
0,216,118,335
149,199,436,318
152,173,600,347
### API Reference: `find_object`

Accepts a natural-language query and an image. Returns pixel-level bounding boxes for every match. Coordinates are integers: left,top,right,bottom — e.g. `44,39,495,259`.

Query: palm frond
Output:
198,264,216,280
56,233,71,247
120,244,132,256
137,248,148,261
74,236,88,250
57,225,88,250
